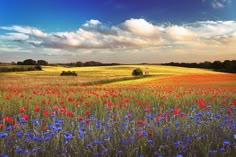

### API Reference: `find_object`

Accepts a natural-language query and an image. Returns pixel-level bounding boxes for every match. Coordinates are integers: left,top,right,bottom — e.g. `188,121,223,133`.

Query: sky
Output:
0,0,236,63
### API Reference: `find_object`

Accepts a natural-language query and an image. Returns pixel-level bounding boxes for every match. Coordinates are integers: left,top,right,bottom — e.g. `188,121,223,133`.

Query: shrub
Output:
132,68,143,76
60,71,77,76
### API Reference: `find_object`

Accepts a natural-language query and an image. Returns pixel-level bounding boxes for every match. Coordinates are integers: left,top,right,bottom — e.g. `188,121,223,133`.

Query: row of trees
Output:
60,61,120,67
162,60,236,73
17,59,48,65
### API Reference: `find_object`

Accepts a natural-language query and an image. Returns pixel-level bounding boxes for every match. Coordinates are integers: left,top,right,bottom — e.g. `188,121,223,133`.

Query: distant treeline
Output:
16,59,48,65
58,61,120,67
162,60,236,73
0,59,44,72
0,65,42,73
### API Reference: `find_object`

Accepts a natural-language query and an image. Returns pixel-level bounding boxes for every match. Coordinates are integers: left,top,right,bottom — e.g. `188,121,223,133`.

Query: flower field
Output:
0,66,235,157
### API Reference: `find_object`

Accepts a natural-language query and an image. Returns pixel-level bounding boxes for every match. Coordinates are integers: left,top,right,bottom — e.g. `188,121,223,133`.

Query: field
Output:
0,65,236,157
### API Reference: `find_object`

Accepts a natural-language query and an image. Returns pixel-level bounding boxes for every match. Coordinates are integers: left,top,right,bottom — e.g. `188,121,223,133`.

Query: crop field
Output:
0,65,236,157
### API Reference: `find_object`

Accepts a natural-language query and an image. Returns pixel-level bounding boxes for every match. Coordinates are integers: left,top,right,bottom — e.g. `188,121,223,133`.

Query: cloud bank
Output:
1,18,236,49
0,18,235,63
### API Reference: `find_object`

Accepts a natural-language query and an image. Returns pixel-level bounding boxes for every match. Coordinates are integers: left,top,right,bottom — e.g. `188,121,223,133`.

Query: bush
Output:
132,68,143,76
60,71,77,76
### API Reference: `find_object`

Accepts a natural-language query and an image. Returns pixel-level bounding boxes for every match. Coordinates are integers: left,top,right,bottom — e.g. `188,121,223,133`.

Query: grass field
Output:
0,65,235,156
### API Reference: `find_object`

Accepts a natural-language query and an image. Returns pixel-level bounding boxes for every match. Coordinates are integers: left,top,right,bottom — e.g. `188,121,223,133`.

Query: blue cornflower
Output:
0,154,8,157
176,154,183,157
24,149,29,155
0,132,8,138
86,143,93,149
15,147,23,153
117,150,123,155
220,147,225,152
19,118,27,123
147,139,153,144
96,121,102,129
6,125,12,131
122,139,129,145
32,147,40,153
93,140,103,145
215,113,221,119
32,119,40,126
223,140,230,145
64,132,73,141
55,119,63,126
16,131,24,138
100,148,108,155
143,131,148,136
176,121,180,126
129,136,135,141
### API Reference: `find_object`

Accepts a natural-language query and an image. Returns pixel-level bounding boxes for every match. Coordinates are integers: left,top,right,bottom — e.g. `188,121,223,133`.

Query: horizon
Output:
0,0,236,63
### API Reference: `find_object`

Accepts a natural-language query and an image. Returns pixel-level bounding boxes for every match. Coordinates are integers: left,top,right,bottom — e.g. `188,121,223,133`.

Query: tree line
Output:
17,59,48,65
162,60,236,73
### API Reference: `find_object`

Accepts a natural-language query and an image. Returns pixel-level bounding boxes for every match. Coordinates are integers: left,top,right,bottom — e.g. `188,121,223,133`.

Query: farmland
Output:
0,65,236,157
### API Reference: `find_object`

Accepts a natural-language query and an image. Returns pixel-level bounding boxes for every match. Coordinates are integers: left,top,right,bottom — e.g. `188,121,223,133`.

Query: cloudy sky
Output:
0,0,235,63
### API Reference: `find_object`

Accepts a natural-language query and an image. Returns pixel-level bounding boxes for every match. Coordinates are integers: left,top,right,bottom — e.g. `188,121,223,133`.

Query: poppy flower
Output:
197,98,205,108
84,110,90,115
3,117,14,123
43,109,49,116
20,107,25,113
34,107,40,112
22,114,29,120
144,107,150,112
173,109,180,115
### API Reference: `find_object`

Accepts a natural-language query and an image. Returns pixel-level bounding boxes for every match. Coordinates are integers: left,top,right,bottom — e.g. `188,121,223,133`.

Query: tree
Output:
132,68,143,76
37,60,48,65
23,59,36,65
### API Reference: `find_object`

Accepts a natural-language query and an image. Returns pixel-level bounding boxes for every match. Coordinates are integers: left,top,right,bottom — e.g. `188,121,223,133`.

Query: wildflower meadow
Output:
0,66,235,157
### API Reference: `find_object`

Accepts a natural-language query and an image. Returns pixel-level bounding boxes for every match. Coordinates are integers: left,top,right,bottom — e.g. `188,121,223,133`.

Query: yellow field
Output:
0,65,223,87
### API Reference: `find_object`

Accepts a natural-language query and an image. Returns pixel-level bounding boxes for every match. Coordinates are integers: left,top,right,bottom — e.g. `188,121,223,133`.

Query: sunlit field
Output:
0,65,235,157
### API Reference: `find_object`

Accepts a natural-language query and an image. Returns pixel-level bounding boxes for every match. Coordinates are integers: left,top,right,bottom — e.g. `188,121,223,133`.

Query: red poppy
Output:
13,123,19,129
66,112,74,117
136,132,142,137
42,99,47,105
197,98,205,108
78,116,83,121
3,116,14,123
144,107,150,112
68,97,74,102
53,105,59,110
136,119,143,125
74,102,79,107
113,113,117,119
84,110,90,115
34,107,40,112
85,119,90,124
173,108,180,115
22,114,28,120
43,109,49,116
20,107,25,113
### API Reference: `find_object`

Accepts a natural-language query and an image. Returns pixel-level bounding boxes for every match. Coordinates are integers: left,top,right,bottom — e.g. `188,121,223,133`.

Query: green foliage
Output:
60,71,77,76
0,65,42,72
132,68,143,76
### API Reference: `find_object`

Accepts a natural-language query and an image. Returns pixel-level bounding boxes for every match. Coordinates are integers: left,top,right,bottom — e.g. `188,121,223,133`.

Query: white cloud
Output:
83,19,101,27
120,18,162,37
202,0,231,9
0,33,29,40
0,18,236,62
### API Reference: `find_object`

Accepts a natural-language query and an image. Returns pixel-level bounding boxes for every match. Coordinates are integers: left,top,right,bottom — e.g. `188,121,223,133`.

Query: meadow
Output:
0,65,235,157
